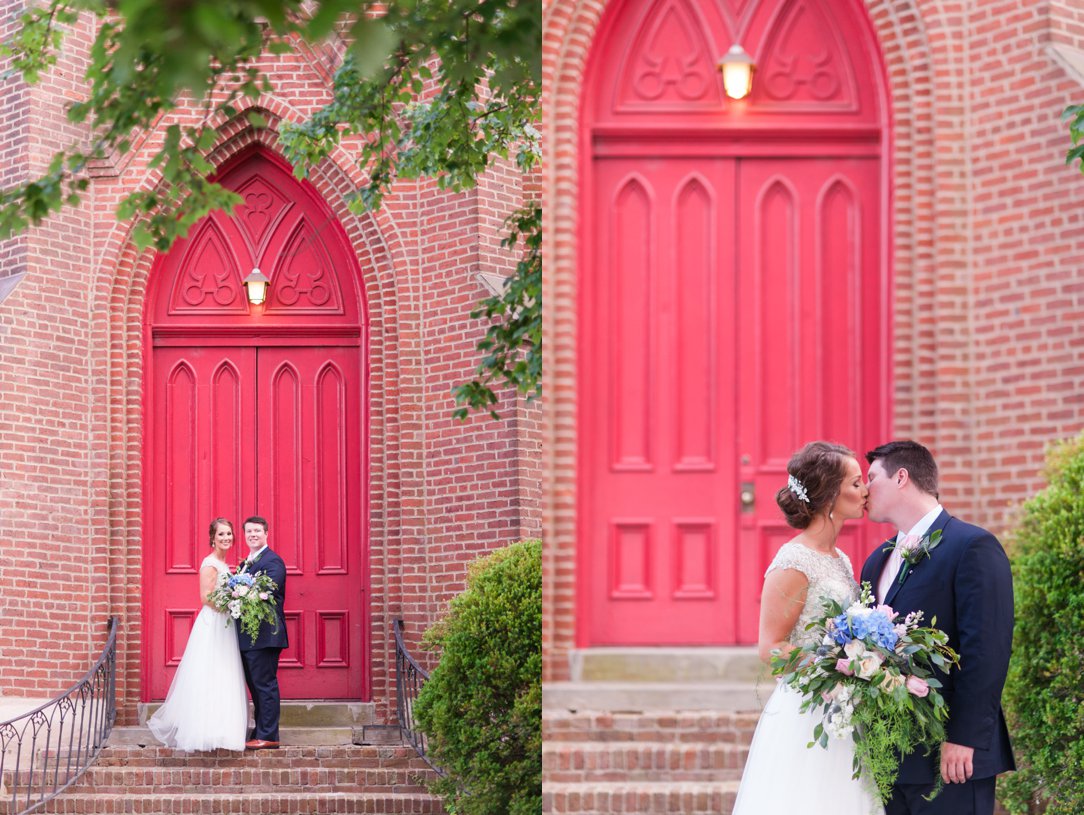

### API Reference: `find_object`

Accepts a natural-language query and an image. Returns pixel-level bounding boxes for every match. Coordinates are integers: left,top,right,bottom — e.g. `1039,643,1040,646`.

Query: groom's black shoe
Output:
245,739,280,750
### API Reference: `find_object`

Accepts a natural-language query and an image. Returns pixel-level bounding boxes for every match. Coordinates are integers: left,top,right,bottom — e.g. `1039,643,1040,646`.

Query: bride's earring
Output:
829,510,835,520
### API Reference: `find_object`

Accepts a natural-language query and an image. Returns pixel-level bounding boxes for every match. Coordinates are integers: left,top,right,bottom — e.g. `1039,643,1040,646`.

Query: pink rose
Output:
905,675,930,697
259,592,269,600
835,658,854,676
875,604,896,619
821,683,843,703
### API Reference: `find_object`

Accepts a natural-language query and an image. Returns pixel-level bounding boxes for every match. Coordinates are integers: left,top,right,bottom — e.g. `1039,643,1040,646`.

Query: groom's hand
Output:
941,741,974,784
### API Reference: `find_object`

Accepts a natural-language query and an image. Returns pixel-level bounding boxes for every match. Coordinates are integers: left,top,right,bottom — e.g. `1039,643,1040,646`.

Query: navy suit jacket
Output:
859,510,1015,783
237,547,289,652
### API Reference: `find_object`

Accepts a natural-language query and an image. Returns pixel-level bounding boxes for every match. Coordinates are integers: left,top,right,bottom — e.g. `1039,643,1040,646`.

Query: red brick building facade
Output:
543,0,1084,680
0,9,541,725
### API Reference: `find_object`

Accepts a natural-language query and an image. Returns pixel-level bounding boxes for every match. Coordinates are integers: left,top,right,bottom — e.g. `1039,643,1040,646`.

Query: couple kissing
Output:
733,440,1015,815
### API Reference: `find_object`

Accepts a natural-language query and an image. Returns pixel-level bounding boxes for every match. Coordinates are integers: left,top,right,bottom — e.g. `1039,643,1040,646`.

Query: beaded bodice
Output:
765,541,858,648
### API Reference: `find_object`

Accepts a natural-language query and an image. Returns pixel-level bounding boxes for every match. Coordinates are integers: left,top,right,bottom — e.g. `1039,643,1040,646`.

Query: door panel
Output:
256,347,364,698
584,157,739,643
148,348,257,698
735,158,880,642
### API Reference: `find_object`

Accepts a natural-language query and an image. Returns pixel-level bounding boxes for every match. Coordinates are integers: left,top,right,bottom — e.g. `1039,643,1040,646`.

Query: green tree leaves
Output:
1,0,540,418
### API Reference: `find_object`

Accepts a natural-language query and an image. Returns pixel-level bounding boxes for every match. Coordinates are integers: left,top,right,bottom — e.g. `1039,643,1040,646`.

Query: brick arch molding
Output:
541,0,958,680
89,113,410,719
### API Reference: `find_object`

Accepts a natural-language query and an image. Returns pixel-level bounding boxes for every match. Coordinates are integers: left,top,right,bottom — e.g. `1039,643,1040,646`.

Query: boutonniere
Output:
883,530,943,585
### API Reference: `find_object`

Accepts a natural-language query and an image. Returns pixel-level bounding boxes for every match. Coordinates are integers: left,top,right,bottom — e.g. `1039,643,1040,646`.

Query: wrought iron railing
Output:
393,618,444,775
0,617,118,815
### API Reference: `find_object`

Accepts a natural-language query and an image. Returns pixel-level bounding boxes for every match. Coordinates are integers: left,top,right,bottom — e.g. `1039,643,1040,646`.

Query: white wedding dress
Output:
732,542,884,815
147,555,248,751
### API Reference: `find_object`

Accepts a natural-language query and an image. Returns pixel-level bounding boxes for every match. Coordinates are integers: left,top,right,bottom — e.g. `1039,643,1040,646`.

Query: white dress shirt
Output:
876,503,944,602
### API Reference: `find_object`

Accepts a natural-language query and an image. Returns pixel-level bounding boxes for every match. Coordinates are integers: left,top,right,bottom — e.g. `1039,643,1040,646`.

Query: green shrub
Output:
1000,435,1084,815
414,539,542,815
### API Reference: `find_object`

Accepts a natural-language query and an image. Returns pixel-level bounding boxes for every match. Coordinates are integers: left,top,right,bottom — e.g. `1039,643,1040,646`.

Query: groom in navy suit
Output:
238,515,288,750
860,441,1014,815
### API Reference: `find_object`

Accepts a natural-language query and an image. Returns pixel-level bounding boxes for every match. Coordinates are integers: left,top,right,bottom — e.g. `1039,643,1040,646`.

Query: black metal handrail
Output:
393,619,444,775
0,617,118,815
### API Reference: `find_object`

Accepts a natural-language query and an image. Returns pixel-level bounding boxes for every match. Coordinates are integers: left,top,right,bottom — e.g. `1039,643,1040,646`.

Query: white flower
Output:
236,586,250,597
228,600,242,619
824,701,855,739
844,640,867,660
857,652,885,679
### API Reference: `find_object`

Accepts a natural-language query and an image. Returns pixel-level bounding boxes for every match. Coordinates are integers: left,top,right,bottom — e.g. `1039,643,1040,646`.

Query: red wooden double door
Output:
579,0,890,646
144,148,367,700
582,156,883,645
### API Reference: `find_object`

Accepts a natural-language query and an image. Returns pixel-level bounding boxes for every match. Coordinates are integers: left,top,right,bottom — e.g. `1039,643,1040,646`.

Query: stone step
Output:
108,725,358,747
544,741,747,783
570,648,770,683
23,792,445,814
138,701,376,728
544,781,741,814
542,709,760,744
543,680,769,713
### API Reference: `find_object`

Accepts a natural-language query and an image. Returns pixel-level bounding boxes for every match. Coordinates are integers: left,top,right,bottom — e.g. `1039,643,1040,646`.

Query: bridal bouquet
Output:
771,581,959,803
207,567,279,645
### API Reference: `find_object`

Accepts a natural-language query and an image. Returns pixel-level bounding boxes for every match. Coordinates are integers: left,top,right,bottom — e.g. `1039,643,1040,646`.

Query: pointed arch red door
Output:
144,148,368,700
579,0,890,645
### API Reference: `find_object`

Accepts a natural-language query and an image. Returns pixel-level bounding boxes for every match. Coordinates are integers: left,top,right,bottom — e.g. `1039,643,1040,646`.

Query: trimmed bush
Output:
1000,435,1084,815
414,539,542,815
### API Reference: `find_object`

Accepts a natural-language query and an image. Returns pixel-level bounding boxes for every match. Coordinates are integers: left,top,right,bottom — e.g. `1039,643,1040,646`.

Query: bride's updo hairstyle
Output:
208,517,235,547
776,441,856,529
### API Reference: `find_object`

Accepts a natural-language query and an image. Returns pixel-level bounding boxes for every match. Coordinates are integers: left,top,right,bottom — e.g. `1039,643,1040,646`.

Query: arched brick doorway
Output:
143,146,369,700
578,0,891,646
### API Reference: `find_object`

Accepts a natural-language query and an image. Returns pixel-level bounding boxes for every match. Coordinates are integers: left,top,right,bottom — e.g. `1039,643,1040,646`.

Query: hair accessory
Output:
787,474,810,503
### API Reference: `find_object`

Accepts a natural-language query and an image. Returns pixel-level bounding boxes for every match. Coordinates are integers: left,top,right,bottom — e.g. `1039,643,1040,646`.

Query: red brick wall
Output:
0,6,100,692
971,1,1084,533
542,0,1084,680
0,16,541,723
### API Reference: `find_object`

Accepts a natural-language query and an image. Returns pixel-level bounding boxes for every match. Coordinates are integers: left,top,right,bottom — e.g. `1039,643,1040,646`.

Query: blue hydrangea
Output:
830,609,899,651
830,613,852,644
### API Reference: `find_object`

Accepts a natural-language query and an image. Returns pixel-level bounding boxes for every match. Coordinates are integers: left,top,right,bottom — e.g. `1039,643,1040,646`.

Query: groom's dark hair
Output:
243,515,269,532
866,440,939,498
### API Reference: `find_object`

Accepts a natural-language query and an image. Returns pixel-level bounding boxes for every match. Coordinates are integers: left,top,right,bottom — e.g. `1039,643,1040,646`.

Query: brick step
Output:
544,781,741,814
23,792,445,814
1,745,443,814
91,744,426,768
543,741,747,783
542,710,760,744
109,725,359,747
5,764,432,795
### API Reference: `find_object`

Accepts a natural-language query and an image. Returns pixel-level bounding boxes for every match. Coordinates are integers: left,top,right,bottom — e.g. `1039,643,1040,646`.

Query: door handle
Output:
740,482,755,513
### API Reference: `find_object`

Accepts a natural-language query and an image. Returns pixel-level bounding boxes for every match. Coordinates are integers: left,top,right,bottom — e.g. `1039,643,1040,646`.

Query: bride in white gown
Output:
147,517,248,751
733,441,884,815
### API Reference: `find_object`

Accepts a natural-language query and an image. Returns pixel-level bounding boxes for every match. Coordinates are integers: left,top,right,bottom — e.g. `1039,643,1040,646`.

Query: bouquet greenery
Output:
771,581,959,803
207,567,279,646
